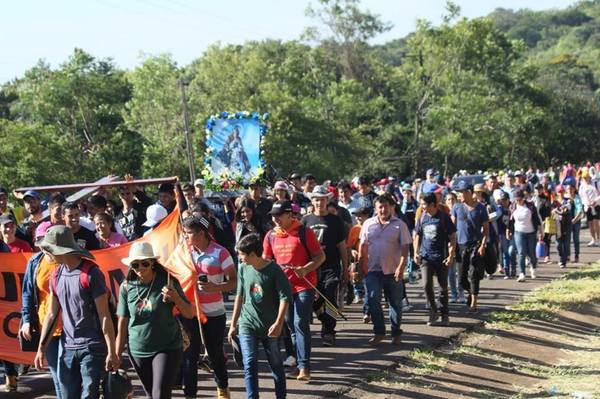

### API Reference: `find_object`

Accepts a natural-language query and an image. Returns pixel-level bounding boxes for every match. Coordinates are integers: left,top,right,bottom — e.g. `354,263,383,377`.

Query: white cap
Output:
194,178,205,187
143,204,168,227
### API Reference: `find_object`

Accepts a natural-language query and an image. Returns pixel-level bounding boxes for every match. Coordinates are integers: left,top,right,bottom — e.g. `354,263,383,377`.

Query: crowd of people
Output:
1,161,600,398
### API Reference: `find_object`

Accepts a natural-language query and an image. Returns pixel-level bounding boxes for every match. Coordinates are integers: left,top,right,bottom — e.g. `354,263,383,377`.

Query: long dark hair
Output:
126,259,168,282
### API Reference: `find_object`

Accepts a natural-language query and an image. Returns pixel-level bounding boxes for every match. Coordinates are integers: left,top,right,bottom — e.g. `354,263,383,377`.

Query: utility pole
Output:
179,79,196,183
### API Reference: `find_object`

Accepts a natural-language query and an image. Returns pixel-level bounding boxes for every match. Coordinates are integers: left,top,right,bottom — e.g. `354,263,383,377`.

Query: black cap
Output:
0,187,8,195
268,200,293,216
289,172,301,180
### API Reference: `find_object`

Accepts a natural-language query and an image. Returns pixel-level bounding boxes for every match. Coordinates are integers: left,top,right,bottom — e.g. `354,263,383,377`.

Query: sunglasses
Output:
131,260,154,269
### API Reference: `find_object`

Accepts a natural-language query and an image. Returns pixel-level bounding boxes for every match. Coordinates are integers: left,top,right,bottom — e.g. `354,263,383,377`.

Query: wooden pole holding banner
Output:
15,176,179,193
179,80,196,184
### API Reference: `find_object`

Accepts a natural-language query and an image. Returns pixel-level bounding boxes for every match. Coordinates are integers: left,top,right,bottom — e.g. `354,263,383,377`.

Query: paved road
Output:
7,230,599,398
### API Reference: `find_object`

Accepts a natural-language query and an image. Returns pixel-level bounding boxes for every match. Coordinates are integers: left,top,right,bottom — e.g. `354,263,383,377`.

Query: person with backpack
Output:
508,189,543,281
414,192,457,326
263,200,325,382
115,241,193,399
34,225,118,399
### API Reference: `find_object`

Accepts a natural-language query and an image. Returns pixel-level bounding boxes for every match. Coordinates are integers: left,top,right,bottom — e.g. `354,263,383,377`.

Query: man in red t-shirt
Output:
263,200,324,382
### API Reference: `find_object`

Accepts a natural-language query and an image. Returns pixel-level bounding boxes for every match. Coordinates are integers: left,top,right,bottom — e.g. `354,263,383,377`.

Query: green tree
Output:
7,49,142,182
124,54,192,179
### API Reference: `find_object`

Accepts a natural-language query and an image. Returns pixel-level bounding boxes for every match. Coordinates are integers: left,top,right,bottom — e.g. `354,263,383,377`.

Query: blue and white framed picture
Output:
204,112,268,185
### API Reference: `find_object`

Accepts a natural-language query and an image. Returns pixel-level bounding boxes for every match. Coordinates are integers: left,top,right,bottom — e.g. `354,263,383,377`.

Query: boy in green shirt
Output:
228,233,291,399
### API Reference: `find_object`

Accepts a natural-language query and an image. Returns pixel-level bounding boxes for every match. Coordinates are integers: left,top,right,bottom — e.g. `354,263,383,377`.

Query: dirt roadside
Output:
341,268,600,399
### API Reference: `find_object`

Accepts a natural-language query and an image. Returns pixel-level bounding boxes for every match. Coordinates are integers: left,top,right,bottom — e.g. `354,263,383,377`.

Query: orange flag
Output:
0,210,199,364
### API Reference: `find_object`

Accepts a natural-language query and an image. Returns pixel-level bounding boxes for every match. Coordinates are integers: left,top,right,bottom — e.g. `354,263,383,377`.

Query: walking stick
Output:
283,266,348,321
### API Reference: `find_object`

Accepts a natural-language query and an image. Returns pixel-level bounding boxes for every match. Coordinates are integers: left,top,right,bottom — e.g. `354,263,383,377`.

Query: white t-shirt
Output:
513,204,535,233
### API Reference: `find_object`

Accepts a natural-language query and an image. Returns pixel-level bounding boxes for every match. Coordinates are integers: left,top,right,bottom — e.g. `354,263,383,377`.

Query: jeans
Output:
2,361,17,377
557,227,572,265
421,260,449,316
316,269,339,336
572,221,581,258
47,336,63,399
202,314,228,389
365,272,403,337
177,316,203,397
59,344,107,399
447,262,459,299
514,231,537,273
285,289,314,370
131,349,182,399
239,334,286,399
500,235,517,276
458,245,484,295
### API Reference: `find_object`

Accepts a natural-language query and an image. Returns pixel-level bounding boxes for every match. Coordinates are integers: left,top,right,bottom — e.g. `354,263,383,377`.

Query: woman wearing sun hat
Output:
115,241,193,399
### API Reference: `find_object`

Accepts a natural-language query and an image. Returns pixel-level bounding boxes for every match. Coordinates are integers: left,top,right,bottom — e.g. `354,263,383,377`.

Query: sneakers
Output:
503,275,510,280
352,296,363,304
391,336,402,346
575,256,579,263
587,240,596,247
362,314,371,324
322,334,335,347
216,387,231,399
559,262,566,269
517,273,526,282
544,256,551,264
368,334,385,346
427,312,439,326
283,355,297,368
530,267,537,279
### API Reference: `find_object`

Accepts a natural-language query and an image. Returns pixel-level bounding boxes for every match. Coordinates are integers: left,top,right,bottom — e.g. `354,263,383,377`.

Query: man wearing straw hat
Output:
34,225,118,399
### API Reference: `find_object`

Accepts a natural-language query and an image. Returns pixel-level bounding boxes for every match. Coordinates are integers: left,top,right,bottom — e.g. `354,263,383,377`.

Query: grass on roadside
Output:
488,262,600,329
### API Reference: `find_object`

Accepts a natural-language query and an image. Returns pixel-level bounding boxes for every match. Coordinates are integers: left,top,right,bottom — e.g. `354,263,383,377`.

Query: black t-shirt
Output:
73,226,101,250
415,211,456,262
302,213,345,271
115,207,145,241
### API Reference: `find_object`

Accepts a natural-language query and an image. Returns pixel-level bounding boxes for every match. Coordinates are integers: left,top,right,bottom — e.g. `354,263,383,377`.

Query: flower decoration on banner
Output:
202,111,269,192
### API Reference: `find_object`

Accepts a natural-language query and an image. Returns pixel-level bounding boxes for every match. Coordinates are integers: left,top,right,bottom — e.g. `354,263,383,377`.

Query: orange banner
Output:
0,210,196,364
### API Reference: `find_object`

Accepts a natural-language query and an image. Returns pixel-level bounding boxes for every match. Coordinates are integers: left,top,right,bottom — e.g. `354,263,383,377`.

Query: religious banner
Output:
202,111,269,190
0,210,196,364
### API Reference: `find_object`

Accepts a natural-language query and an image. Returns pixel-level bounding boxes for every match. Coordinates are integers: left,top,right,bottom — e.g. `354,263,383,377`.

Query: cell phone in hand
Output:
198,275,208,283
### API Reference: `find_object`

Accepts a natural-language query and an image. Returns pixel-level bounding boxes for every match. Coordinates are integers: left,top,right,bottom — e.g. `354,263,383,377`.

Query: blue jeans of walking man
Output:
365,271,403,338
59,344,107,399
239,335,286,399
285,289,314,371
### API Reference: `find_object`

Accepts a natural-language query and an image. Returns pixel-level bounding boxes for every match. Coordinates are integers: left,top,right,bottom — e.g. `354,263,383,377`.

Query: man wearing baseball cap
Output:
450,181,489,312
263,200,325,382
20,190,49,244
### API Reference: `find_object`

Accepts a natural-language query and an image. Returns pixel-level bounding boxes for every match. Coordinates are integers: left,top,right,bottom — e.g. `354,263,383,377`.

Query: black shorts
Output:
586,206,600,221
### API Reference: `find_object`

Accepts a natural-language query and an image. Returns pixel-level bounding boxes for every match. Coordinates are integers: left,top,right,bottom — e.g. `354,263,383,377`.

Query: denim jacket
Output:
20,251,44,325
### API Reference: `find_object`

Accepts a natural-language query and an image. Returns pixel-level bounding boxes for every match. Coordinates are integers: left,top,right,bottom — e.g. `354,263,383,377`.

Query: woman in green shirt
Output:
116,241,193,399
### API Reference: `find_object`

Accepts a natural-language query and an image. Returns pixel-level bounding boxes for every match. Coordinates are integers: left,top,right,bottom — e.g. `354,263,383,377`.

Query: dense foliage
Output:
1,0,598,187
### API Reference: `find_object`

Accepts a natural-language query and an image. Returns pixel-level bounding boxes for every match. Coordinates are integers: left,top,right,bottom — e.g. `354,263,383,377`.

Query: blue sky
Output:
2,0,577,82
